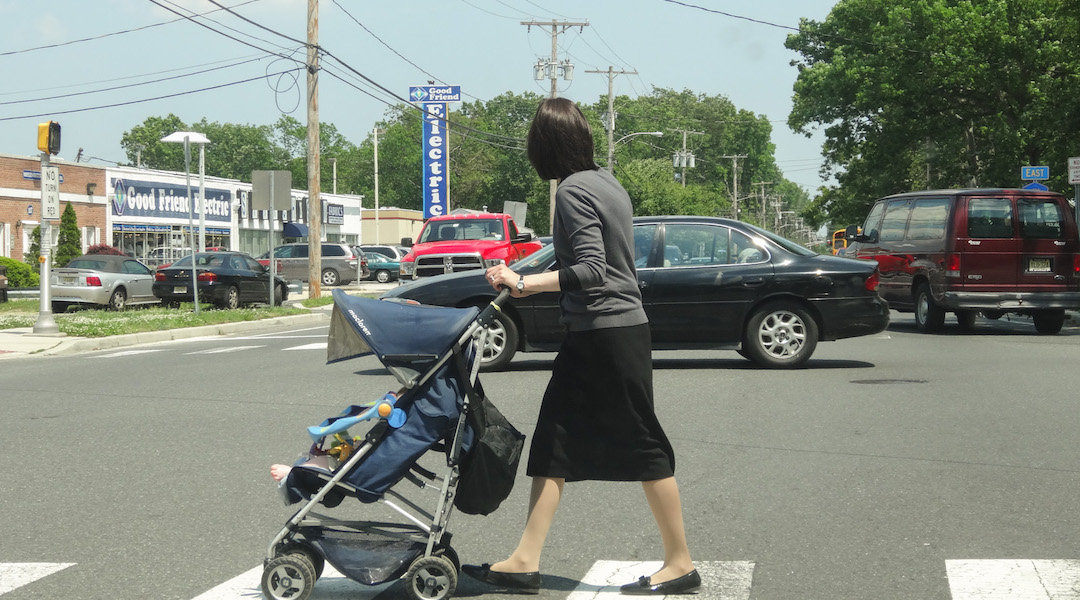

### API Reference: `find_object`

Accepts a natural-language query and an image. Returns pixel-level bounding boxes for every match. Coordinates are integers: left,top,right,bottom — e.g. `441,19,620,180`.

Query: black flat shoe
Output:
620,569,701,595
462,563,541,594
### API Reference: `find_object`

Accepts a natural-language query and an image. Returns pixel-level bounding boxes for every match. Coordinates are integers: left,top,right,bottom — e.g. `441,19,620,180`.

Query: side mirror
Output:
401,237,413,248
512,232,535,244
845,225,872,243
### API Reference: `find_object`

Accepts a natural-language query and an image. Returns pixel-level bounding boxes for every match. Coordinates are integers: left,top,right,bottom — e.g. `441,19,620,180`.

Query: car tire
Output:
1033,309,1065,334
476,304,519,371
956,309,977,331
981,310,1004,320
742,300,818,369
375,269,391,284
108,288,127,311
218,285,240,310
51,301,70,313
914,283,945,333
321,268,339,287
274,284,284,306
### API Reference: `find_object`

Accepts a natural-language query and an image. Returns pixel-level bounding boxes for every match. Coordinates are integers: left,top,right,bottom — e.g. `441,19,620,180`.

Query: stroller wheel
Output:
436,545,460,573
404,555,457,600
277,543,325,580
262,554,316,600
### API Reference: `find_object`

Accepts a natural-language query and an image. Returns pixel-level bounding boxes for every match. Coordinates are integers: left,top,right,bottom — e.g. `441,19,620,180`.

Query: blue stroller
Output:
262,289,522,600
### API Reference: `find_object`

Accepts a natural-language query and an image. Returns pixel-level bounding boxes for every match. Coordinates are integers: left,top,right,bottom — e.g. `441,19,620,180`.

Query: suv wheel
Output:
1033,309,1065,334
914,283,945,333
321,268,339,286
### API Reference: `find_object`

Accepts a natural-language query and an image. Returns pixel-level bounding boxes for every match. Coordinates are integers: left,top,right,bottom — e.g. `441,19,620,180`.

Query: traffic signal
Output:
36,121,61,155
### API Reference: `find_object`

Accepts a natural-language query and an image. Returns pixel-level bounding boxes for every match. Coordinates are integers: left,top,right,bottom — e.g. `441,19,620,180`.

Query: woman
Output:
465,97,699,596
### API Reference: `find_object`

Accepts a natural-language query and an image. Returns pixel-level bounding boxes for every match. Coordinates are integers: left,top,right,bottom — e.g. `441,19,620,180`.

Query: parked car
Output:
365,253,400,283
358,244,410,261
844,188,1080,333
257,242,367,286
50,254,158,312
153,251,288,309
144,246,192,269
383,216,889,370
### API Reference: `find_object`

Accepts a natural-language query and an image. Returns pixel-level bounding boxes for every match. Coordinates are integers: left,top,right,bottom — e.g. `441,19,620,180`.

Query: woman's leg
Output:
641,476,695,583
491,476,565,573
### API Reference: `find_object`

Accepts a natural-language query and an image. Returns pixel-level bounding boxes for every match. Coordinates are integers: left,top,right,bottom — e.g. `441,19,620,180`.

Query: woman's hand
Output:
486,264,528,297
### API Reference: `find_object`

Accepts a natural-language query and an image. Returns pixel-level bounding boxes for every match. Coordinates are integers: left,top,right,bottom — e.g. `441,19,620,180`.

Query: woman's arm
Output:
485,264,560,298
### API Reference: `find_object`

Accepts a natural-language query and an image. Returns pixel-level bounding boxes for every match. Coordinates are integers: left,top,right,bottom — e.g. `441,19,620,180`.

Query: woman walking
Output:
465,97,699,596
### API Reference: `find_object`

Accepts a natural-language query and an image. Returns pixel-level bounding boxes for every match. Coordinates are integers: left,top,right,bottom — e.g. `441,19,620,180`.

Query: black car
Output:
153,251,288,309
382,216,890,370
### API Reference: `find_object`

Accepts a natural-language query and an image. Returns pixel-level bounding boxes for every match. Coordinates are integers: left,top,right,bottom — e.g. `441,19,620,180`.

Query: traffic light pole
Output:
32,151,59,335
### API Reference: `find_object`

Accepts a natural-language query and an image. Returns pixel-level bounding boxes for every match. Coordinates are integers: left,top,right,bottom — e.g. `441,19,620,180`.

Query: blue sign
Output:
409,85,461,103
1021,165,1049,180
1022,181,1049,191
22,169,63,182
111,178,231,222
421,103,448,219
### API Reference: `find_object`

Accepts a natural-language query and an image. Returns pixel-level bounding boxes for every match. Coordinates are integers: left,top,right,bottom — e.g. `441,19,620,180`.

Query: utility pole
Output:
752,180,772,225
672,129,704,187
721,154,748,219
306,0,321,298
586,66,637,173
522,19,588,231
373,127,384,244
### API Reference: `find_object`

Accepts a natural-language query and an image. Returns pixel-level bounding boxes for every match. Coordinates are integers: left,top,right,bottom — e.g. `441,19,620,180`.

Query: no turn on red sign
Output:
1069,157,1080,184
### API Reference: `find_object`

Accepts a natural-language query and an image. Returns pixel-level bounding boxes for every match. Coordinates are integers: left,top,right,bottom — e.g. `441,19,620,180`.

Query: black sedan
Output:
382,216,889,369
153,251,288,309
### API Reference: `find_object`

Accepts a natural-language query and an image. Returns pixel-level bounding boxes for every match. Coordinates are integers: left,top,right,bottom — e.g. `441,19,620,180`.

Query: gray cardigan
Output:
552,169,648,332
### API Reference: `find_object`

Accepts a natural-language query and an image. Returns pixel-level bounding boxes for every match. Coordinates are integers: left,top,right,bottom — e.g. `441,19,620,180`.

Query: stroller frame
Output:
262,291,510,600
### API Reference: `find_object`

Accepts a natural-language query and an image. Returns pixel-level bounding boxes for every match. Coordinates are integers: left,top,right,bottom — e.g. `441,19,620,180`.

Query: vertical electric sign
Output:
410,85,461,219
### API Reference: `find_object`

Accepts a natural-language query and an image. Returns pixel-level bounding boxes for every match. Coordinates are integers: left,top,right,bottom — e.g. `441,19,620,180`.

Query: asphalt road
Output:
0,311,1077,599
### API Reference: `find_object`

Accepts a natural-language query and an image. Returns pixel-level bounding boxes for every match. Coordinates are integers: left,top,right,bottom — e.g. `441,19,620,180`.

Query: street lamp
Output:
607,131,663,173
161,131,210,314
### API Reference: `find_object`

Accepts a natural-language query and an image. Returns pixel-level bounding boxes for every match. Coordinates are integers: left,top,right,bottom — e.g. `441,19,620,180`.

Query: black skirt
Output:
526,323,676,482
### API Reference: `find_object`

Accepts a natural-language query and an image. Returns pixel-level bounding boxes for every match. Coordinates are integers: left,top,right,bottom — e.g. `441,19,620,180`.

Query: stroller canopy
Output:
327,290,480,387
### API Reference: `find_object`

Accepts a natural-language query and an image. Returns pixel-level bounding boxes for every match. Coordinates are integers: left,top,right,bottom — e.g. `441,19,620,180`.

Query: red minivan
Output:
845,188,1080,333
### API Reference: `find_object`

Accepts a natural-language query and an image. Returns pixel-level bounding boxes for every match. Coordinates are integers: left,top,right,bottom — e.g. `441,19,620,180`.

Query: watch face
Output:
516,278,525,290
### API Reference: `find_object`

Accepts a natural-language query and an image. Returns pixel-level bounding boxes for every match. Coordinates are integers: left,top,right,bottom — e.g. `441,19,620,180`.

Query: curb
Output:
40,311,331,356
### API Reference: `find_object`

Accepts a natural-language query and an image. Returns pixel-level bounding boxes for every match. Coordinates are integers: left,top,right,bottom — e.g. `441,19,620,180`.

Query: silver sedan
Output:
50,254,158,312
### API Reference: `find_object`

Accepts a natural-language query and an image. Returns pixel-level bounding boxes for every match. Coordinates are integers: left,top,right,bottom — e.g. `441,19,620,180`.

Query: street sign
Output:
1068,157,1080,185
1022,181,1048,191
1021,165,1049,180
41,165,60,220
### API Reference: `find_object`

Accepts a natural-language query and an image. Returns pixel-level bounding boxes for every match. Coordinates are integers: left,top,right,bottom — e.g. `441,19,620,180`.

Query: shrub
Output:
86,244,126,256
0,257,40,288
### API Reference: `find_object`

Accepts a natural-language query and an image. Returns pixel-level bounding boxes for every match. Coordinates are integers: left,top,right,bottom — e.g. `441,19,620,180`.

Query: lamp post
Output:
161,131,210,314
608,131,663,173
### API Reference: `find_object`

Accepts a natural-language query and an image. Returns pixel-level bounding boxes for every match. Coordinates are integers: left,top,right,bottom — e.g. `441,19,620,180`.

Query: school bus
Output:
828,229,848,255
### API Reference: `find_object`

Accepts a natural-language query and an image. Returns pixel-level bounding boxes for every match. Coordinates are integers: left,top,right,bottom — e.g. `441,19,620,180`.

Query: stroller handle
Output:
476,288,512,328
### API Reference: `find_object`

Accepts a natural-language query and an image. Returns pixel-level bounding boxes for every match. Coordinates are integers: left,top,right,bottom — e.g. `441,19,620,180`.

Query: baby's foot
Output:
270,464,292,481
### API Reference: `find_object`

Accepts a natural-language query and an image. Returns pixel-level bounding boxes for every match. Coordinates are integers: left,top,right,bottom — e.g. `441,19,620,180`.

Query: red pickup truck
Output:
398,212,543,280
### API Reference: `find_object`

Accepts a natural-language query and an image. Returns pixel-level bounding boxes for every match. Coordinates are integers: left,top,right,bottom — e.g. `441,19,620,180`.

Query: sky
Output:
0,0,838,193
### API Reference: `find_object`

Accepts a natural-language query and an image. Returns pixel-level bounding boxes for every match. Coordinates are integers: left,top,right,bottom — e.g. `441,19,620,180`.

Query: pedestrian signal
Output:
37,121,61,155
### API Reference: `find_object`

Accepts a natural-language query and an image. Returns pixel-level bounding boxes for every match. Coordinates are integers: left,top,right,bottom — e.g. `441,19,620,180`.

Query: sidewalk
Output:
0,281,399,360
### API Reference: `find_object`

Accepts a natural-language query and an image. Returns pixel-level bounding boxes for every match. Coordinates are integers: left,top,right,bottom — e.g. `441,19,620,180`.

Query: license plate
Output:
1027,258,1051,272
61,276,76,284
174,286,187,294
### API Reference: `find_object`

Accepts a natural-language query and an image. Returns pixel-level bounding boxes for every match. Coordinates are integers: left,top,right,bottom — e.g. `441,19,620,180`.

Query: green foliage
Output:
787,0,1080,227
0,257,40,288
54,203,82,268
24,226,41,266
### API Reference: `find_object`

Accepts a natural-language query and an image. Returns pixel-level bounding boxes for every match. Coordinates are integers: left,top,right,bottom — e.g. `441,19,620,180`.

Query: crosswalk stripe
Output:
191,564,389,599
183,345,265,355
947,559,1080,599
569,561,752,599
284,342,328,351
90,349,164,358
0,563,75,595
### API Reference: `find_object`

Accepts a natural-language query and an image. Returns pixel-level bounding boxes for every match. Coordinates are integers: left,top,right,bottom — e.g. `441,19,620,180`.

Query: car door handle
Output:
638,280,648,289
743,277,765,287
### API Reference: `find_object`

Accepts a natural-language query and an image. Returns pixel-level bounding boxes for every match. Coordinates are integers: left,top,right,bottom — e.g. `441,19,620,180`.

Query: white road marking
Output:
284,343,328,351
568,560,753,599
0,563,75,595
947,559,1080,599
184,345,265,355
190,564,390,599
90,349,164,358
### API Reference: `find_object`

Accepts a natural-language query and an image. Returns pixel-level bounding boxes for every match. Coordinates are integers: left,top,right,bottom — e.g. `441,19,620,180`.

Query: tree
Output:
786,0,1080,228
24,225,41,266
54,203,82,268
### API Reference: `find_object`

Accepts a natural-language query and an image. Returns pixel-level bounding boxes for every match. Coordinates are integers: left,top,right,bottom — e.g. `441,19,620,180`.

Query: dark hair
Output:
526,98,598,181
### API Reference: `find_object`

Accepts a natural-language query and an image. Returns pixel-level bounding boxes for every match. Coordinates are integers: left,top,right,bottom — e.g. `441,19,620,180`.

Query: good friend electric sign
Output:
410,85,461,219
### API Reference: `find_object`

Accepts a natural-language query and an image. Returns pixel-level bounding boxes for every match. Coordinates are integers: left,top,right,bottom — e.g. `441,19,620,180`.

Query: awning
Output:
282,222,308,238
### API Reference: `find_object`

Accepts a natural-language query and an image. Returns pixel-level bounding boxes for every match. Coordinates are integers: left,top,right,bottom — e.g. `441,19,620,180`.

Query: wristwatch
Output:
515,274,525,292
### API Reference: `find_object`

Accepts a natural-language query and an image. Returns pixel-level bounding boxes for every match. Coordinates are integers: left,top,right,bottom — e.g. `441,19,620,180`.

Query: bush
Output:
0,257,40,288
86,244,126,256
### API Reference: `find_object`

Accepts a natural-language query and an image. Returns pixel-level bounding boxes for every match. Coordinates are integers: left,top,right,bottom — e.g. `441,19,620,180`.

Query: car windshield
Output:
67,259,108,270
743,223,816,257
419,219,503,243
169,253,223,267
512,243,557,271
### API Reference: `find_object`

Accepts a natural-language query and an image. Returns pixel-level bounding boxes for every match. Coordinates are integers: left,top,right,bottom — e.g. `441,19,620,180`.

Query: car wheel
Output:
476,305,519,371
51,301,70,313
956,310,977,331
375,269,391,283
914,283,945,333
982,310,1004,320
108,288,127,311
742,301,818,369
321,268,339,286
274,284,285,306
1033,309,1065,334
217,285,240,310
